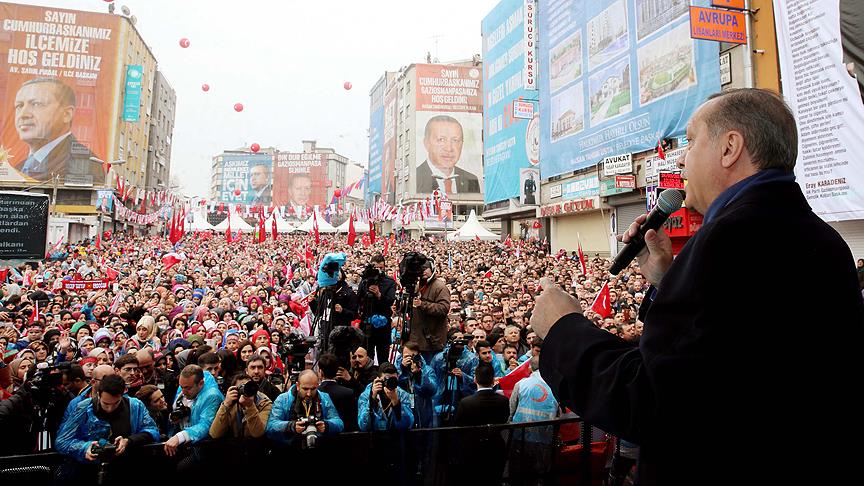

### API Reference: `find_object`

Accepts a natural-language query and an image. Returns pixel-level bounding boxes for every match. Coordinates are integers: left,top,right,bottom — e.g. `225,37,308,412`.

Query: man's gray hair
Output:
424,115,462,140
703,88,797,172
530,356,540,372
21,77,76,107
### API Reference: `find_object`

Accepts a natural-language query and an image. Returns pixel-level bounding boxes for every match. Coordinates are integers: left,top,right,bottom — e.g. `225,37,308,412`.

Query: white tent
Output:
335,218,370,233
212,212,254,231
295,212,338,233
447,210,499,241
189,213,215,231
272,217,296,234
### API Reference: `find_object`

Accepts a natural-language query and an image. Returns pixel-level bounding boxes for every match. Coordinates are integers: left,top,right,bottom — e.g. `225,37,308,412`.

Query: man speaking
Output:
531,89,864,484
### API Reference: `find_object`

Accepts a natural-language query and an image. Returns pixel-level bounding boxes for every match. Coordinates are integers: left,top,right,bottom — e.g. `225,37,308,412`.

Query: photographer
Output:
55,375,159,484
357,254,397,365
209,373,272,439
410,259,451,364
397,342,437,428
265,369,344,447
359,362,414,431
164,365,223,459
430,330,478,427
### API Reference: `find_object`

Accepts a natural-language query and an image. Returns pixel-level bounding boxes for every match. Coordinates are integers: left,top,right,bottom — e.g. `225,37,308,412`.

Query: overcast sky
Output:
18,0,499,197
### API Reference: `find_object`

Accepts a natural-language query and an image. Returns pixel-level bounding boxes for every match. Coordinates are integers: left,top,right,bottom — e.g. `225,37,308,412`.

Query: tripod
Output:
310,286,336,358
395,286,417,346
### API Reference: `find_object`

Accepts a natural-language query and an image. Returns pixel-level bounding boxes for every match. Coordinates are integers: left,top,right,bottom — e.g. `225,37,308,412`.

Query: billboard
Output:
122,64,142,122
381,85,397,204
219,153,273,205
538,0,720,179
414,63,484,197
367,76,386,201
272,152,328,211
482,0,541,204
0,4,122,186
0,191,48,261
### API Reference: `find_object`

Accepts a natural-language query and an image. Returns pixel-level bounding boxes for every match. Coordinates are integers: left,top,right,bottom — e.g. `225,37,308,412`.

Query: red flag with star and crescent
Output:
591,281,613,318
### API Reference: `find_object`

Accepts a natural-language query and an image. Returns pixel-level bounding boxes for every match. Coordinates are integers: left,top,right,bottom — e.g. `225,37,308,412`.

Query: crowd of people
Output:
0,229,649,483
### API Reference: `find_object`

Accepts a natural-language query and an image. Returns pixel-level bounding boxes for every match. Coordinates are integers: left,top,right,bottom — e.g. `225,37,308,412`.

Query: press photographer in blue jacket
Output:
358,362,414,431
164,364,223,456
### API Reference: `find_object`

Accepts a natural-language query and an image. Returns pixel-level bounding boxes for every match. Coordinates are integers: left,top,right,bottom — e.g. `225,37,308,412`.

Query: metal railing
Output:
0,417,613,485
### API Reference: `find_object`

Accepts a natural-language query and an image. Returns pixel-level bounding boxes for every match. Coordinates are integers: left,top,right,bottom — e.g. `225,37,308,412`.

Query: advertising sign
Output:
602,153,632,175
645,147,686,182
689,6,747,45
415,64,484,197
62,279,110,291
381,85,397,204
219,153,273,205
482,0,537,203
122,64,142,122
561,174,599,200
96,189,113,211
615,175,636,188
272,152,327,211
0,4,122,186
774,0,864,222
601,177,633,196
523,0,538,90
519,167,540,205
711,0,746,10
659,172,685,189
0,191,48,261
538,0,720,179
367,76,387,201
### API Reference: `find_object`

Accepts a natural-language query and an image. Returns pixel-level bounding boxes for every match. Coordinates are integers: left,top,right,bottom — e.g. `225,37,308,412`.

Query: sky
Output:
15,0,500,197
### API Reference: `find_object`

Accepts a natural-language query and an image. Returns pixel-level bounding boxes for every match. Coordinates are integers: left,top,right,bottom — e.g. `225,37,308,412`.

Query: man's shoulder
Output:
455,165,478,180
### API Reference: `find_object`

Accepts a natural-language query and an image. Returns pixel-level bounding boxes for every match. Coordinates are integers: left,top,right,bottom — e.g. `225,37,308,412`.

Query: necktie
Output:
444,178,453,195
22,155,42,175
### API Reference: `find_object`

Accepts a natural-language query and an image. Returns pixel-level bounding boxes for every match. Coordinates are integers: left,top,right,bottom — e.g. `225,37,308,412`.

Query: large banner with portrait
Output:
0,4,122,186
482,0,540,204
367,76,386,203
414,63,484,197
538,0,720,179
219,153,273,205
381,85,397,204
272,152,327,212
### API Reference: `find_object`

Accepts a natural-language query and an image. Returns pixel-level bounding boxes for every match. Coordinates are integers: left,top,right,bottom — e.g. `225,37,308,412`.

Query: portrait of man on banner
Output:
249,160,272,205
12,77,96,183
415,114,481,196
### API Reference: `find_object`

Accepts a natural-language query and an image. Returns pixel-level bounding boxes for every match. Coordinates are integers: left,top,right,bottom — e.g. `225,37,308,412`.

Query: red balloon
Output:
234,103,244,112
179,38,190,48
250,143,260,153
234,188,241,197
333,188,342,198
343,81,352,90
201,84,210,92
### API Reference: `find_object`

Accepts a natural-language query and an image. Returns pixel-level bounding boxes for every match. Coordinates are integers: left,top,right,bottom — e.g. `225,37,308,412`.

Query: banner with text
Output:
774,0,864,221
219,154,273,206
482,0,540,204
272,152,328,210
538,0,720,179
414,63,484,197
0,4,122,186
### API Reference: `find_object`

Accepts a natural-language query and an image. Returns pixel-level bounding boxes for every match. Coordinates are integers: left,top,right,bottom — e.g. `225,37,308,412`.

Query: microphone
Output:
609,189,684,275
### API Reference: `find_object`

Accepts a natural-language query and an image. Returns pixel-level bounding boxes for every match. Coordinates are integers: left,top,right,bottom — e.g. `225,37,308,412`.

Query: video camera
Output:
169,401,191,423
398,252,428,290
28,362,71,410
446,336,475,371
361,264,381,300
298,415,321,449
278,332,317,383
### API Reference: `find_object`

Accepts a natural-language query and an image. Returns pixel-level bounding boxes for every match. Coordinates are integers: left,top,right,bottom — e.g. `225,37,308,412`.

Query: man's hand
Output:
371,379,384,396
529,278,582,340
383,385,399,405
412,297,422,308
315,421,326,433
85,441,99,462
369,285,381,299
618,213,673,285
334,303,343,313
451,368,463,378
223,387,239,407
508,358,519,371
293,421,305,434
238,393,254,408
336,367,352,382
163,436,180,456
114,436,129,455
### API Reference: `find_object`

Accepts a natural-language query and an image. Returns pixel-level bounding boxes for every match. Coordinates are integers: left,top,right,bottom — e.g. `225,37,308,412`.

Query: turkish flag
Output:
226,216,233,243
369,224,376,245
105,266,119,281
161,252,185,272
657,140,666,160
383,236,389,256
577,236,587,275
591,281,613,318
498,360,531,398
272,217,278,241
312,212,320,245
347,214,357,246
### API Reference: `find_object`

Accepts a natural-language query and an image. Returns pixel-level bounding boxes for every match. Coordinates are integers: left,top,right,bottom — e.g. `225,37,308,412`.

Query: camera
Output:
90,442,117,462
237,380,258,398
298,416,321,449
169,403,191,423
446,336,474,371
268,370,284,391
398,252,427,290
383,375,398,390
361,264,381,288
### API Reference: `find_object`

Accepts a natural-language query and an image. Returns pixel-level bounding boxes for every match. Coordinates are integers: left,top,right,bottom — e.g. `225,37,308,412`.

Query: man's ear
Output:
720,131,746,169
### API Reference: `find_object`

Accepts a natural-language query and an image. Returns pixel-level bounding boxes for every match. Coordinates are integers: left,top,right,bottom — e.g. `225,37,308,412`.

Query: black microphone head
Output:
656,189,684,214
